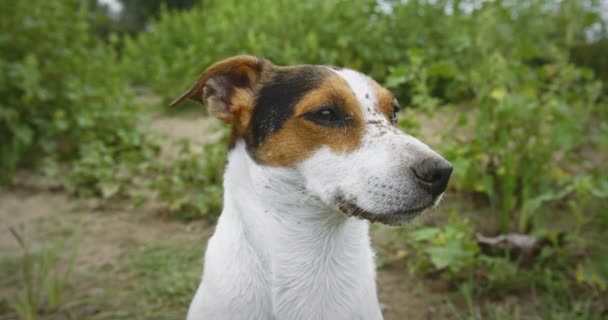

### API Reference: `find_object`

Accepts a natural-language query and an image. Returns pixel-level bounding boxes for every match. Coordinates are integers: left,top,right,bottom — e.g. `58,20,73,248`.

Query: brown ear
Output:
170,55,269,122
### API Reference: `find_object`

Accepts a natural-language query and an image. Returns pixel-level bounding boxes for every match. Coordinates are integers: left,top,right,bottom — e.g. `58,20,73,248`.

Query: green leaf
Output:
426,246,470,270
410,227,440,242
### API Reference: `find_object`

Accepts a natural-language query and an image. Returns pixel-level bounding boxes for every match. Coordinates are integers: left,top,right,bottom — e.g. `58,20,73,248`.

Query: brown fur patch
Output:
227,87,256,144
255,74,365,167
371,81,396,122
170,55,267,107
170,55,277,146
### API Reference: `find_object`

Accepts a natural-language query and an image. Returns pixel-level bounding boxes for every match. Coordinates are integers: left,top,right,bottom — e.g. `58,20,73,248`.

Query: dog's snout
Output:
412,157,453,196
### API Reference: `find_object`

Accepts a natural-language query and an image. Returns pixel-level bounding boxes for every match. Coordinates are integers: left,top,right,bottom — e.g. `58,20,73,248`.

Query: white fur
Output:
187,68,444,319
301,69,443,225
187,142,382,320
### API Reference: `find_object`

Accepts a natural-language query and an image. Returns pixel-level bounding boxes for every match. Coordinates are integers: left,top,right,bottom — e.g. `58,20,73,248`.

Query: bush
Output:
149,138,227,220
120,0,399,100
443,53,605,233
121,0,606,105
377,0,608,314
0,1,225,220
0,1,140,182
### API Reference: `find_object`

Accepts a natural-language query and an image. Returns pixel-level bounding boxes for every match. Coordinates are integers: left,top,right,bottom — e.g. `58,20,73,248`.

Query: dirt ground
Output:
0,111,458,319
0,189,455,319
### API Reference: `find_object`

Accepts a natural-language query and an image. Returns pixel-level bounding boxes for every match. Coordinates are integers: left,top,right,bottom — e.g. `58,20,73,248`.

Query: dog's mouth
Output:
334,196,436,226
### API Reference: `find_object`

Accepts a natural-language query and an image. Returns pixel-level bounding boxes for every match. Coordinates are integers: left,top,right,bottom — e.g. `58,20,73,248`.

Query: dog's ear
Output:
170,55,269,122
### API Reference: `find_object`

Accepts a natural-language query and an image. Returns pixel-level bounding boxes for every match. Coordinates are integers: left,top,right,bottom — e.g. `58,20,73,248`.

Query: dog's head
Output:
172,55,452,225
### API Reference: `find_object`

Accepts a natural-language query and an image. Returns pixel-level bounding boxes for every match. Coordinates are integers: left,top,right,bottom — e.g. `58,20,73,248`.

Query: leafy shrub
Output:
120,0,382,101
404,216,479,276
122,0,606,105
52,130,228,220
403,205,608,316
378,1,607,237
0,1,140,182
0,0,226,220
442,53,604,233
150,138,227,220
377,1,608,314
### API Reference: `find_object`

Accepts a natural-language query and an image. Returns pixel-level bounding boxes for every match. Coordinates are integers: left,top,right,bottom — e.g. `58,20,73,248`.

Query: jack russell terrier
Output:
171,55,452,320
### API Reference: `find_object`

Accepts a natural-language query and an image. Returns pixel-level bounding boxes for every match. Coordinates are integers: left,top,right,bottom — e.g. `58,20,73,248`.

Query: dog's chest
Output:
268,218,380,319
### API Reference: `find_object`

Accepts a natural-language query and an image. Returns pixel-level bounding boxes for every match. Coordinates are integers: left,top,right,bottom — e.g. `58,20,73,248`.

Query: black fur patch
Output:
249,66,327,148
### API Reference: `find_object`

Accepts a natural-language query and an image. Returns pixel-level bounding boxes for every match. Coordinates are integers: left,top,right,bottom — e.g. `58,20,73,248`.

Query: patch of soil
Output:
379,266,454,320
0,191,71,253
0,189,211,272
0,187,453,319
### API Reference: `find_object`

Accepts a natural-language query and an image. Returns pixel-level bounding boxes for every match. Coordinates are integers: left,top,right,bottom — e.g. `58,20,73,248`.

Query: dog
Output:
171,55,452,320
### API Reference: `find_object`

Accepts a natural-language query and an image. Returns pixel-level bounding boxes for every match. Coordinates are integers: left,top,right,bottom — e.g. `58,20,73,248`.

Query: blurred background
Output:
1,0,607,319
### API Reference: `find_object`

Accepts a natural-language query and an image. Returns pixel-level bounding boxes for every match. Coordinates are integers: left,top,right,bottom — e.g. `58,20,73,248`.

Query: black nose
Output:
412,157,453,196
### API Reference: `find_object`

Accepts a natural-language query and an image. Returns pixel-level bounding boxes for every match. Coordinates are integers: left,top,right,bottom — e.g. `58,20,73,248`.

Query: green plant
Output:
385,49,447,109
0,0,147,183
124,242,201,318
150,137,227,220
403,215,479,277
120,0,392,101
121,0,606,104
443,52,604,233
0,0,227,219
6,228,80,320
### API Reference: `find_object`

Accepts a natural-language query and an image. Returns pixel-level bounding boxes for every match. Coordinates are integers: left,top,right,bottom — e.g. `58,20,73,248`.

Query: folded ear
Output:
170,55,269,122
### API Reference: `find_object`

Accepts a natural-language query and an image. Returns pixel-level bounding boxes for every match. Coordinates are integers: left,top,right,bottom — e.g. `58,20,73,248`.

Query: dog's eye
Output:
391,101,400,125
304,106,350,127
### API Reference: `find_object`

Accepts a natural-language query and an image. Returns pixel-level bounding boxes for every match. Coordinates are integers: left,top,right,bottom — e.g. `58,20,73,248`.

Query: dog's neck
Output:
221,141,380,318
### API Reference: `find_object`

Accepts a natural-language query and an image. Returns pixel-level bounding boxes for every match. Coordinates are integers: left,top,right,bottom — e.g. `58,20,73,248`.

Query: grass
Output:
120,242,201,319
445,278,602,320
1,228,80,320
1,232,201,320
1,152,605,320
1,204,606,320
447,286,601,320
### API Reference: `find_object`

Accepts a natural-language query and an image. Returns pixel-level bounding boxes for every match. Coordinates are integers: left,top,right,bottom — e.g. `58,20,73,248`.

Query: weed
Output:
4,227,80,320
122,242,201,319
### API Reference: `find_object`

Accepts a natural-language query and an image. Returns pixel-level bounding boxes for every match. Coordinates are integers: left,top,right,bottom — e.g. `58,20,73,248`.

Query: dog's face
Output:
172,56,452,225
